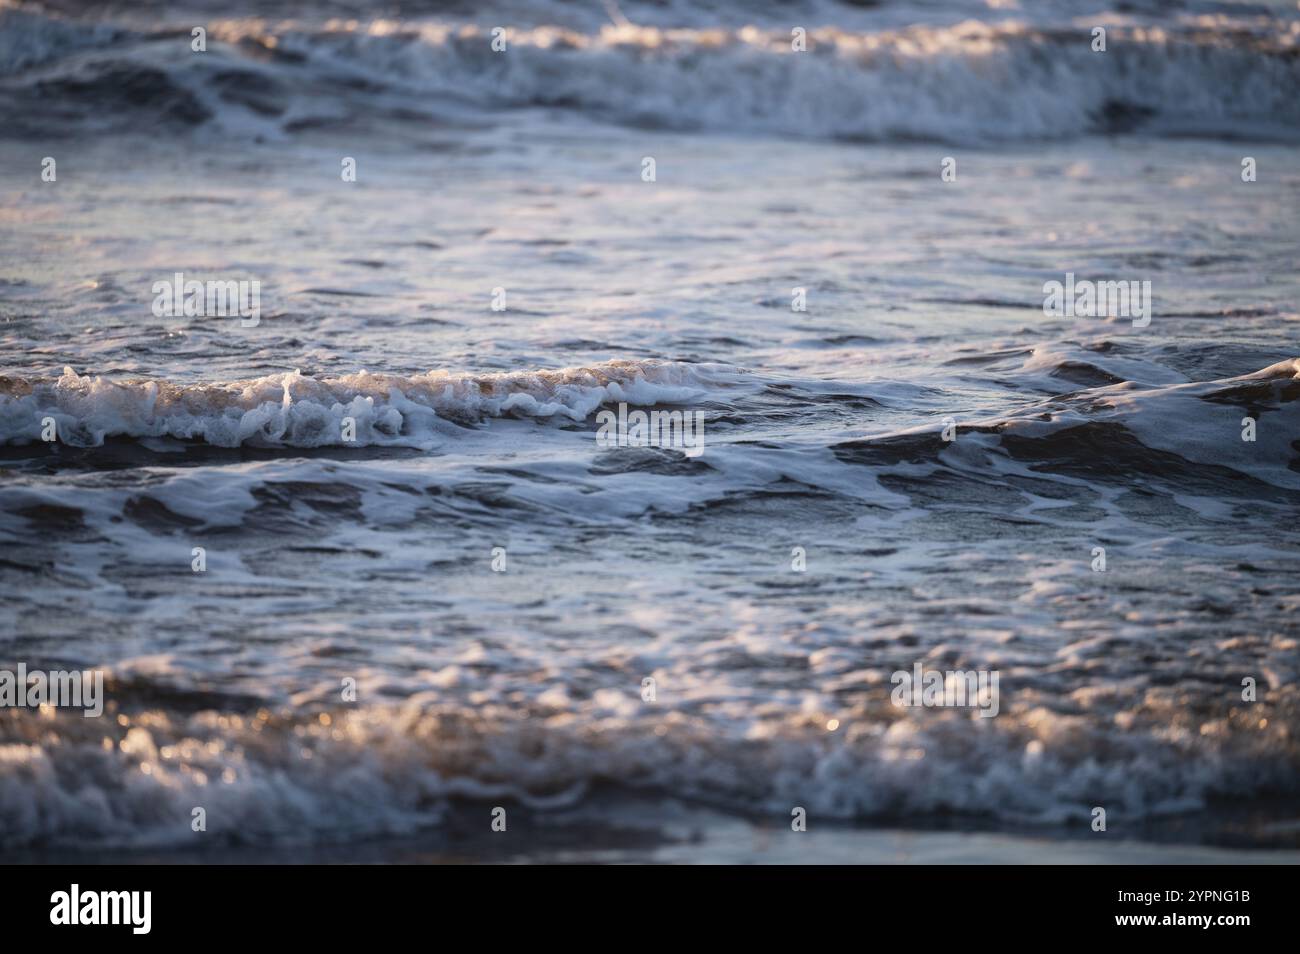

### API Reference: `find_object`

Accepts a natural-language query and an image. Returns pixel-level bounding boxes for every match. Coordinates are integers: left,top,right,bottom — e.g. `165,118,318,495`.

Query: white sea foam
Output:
0,360,729,448
2,666,1294,848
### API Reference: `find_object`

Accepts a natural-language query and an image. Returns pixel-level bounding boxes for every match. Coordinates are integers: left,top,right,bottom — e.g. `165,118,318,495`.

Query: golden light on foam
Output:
319,712,332,726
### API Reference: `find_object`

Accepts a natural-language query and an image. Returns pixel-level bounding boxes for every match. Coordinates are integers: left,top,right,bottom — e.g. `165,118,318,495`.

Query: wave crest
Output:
0,360,724,449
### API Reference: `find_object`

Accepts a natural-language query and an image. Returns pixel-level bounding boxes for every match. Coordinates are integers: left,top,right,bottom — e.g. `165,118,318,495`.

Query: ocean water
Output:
1,0,1298,861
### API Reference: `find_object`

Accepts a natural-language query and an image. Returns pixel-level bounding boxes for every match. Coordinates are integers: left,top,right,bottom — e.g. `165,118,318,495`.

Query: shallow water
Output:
1,0,1298,860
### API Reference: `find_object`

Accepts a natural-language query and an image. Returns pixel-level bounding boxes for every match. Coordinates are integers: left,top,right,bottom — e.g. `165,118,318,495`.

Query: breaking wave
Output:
836,357,1300,492
3,681,1296,849
3,6,1299,142
0,360,729,449
3,357,1297,497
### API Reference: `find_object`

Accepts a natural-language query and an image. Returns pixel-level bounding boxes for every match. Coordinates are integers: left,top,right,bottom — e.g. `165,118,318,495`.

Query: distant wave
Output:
3,7,1299,142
